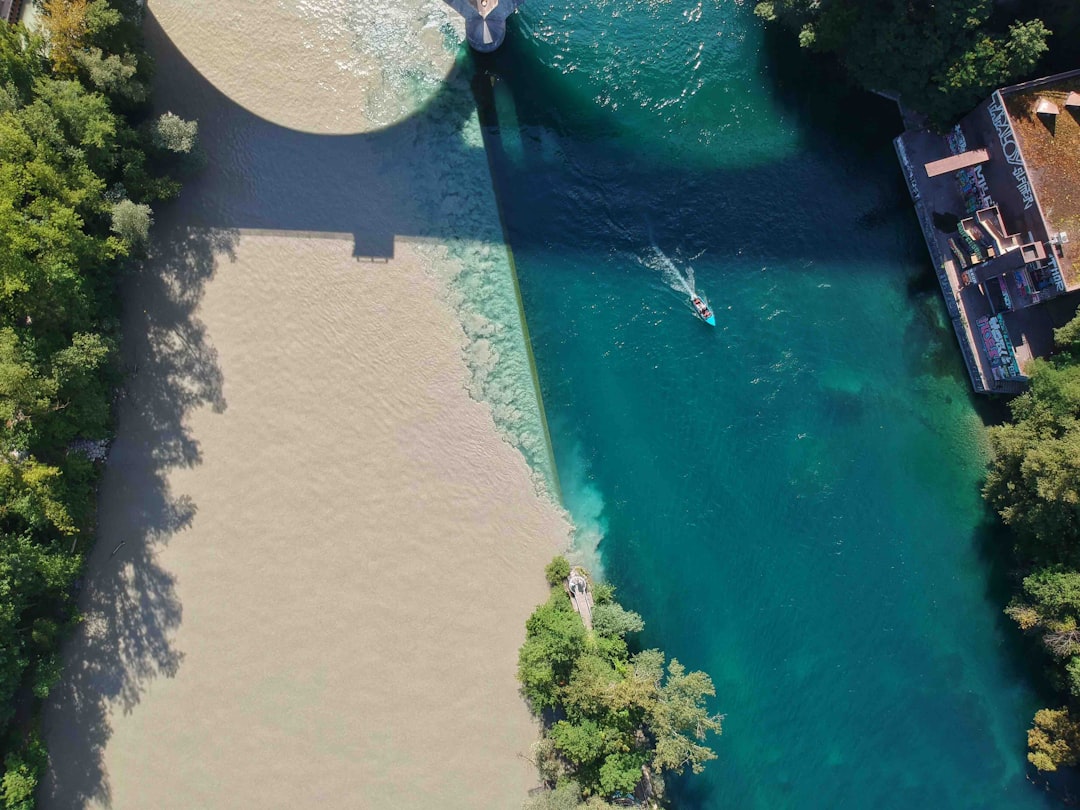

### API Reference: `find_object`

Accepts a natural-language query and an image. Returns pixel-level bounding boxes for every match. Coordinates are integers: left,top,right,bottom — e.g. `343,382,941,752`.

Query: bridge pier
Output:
442,0,523,52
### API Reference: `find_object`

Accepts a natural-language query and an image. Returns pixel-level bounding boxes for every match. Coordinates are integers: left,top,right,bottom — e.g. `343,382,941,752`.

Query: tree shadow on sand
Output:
40,224,237,807
39,9,507,803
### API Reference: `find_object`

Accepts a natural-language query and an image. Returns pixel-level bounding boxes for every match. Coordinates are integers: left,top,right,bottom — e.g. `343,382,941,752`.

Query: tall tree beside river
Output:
985,309,1080,774
0,3,195,806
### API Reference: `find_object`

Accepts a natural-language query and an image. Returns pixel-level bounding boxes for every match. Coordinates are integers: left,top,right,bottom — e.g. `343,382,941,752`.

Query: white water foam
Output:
293,0,461,128
556,438,608,579
290,0,561,497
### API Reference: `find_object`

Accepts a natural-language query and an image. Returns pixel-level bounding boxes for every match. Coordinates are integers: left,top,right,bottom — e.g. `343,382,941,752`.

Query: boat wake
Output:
639,243,712,315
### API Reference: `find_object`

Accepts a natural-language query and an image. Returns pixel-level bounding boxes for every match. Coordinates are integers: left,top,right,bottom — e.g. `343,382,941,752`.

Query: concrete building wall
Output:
961,96,1048,246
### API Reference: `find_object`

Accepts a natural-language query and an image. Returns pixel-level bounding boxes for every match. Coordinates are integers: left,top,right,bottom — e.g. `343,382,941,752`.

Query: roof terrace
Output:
1003,74,1080,288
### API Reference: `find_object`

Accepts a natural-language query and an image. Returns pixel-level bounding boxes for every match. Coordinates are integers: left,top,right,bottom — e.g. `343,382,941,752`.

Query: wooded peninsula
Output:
519,557,723,809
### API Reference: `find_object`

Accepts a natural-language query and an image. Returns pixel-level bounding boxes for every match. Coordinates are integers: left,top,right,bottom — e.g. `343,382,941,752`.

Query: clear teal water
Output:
473,2,1060,808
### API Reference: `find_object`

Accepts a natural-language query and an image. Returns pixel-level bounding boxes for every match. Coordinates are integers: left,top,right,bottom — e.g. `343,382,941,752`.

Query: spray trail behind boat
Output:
642,244,698,298
639,244,714,324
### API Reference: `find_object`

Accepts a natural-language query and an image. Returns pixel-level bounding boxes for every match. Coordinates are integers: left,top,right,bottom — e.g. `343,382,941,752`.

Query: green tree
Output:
1028,707,1080,771
598,752,646,795
939,21,1052,113
649,660,724,775
35,78,117,163
984,307,1080,762
1,735,45,810
0,329,57,449
1053,313,1080,361
545,554,571,586
151,111,198,154
1006,567,1080,675
518,570,721,800
48,331,113,442
518,590,588,709
0,25,45,104
591,602,644,639
549,720,607,765
76,47,146,102
110,198,152,246
591,581,615,605
984,313,1080,562
0,459,79,537
754,0,1055,123
562,653,622,721
0,0,190,796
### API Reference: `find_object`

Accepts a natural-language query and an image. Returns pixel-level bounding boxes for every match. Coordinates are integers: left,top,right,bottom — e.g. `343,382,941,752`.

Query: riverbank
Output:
41,1,571,807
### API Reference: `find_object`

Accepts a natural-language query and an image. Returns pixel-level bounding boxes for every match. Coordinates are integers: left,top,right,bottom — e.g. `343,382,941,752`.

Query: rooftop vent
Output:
1021,242,1048,262
1036,98,1060,116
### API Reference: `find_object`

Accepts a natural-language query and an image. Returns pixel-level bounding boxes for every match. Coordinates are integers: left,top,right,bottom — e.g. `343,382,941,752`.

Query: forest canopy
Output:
0,3,197,806
985,309,1080,772
755,0,1075,124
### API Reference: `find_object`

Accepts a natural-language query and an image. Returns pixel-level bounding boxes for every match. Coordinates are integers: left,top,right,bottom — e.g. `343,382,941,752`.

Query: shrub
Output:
151,111,198,154
545,555,571,586
110,199,153,246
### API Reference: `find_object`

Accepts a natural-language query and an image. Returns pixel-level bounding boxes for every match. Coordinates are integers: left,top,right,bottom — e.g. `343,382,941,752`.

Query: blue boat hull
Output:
691,295,715,326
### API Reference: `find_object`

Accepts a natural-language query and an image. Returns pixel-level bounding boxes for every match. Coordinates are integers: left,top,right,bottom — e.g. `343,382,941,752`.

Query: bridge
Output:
443,0,523,52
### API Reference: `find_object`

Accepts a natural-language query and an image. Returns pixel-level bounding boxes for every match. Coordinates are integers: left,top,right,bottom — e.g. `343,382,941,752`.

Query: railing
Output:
895,136,988,393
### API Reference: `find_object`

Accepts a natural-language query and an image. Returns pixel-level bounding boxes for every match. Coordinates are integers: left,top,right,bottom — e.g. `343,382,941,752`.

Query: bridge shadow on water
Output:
141,6,915,268
471,21,918,268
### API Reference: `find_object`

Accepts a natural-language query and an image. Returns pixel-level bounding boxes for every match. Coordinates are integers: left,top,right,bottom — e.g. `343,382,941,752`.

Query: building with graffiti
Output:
895,68,1080,394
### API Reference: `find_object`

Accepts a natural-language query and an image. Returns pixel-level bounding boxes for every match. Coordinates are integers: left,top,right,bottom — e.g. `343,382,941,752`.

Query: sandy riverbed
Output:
42,1,570,807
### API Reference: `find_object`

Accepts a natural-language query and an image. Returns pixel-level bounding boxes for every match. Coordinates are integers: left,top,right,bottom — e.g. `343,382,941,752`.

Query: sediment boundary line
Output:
471,66,565,504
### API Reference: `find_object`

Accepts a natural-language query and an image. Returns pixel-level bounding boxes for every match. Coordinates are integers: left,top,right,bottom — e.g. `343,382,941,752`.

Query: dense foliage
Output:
984,309,1080,772
754,0,1078,124
0,3,196,805
519,558,723,807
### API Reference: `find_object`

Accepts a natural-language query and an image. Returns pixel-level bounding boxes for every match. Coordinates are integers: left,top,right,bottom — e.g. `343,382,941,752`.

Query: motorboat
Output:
691,296,716,326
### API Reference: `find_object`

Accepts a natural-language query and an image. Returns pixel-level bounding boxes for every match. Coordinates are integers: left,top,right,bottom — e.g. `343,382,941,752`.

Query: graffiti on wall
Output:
988,95,1036,210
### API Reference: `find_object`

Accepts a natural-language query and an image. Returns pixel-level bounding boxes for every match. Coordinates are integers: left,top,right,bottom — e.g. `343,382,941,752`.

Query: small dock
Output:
567,568,593,631
442,0,523,52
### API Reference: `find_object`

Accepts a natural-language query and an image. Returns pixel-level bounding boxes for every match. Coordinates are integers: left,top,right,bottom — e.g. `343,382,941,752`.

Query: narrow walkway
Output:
567,569,593,631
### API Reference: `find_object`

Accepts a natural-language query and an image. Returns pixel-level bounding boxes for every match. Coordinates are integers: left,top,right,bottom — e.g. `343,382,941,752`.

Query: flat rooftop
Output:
924,148,989,177
1003,76,1080,287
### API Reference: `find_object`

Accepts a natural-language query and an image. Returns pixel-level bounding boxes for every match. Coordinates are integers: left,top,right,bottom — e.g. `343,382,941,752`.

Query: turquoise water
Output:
473,3,1059,808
